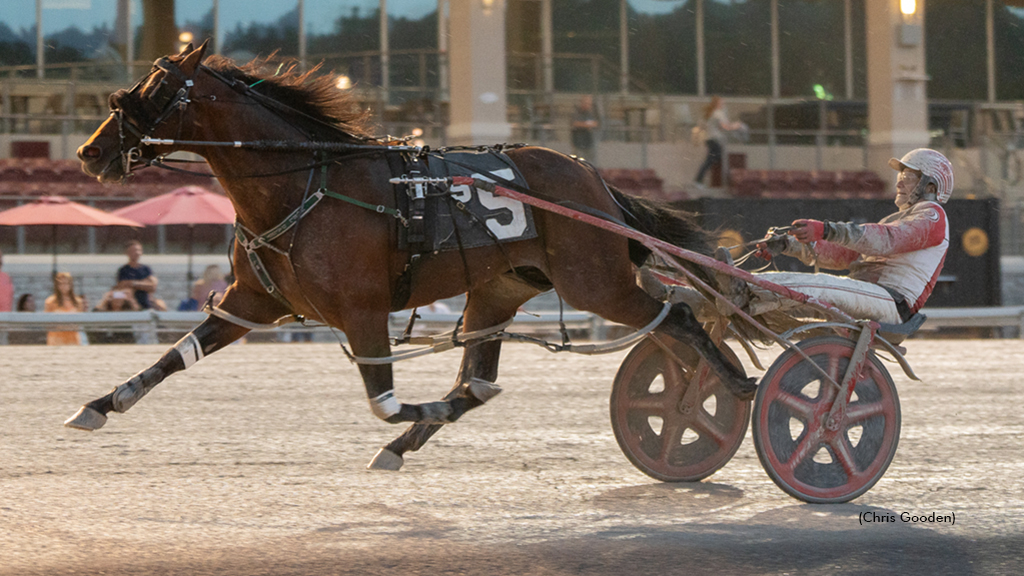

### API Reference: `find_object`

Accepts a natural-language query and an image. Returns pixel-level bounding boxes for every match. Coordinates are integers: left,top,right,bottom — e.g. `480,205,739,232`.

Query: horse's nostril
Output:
80,145,102,159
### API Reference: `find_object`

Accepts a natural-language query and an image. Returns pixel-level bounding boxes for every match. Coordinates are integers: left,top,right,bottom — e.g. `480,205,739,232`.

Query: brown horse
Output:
66,42,755,467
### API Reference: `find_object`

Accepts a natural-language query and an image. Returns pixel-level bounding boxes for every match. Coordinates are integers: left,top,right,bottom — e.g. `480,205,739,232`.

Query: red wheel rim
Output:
753,336,900,503
611,337,750,482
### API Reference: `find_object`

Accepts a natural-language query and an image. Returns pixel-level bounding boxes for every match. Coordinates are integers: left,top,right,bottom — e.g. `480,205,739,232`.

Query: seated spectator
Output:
180,265,229,311
44,272,85,346
94,289,141,312
116,240,168,311
8,293,46,345
89,289,139,344
16,293,36,312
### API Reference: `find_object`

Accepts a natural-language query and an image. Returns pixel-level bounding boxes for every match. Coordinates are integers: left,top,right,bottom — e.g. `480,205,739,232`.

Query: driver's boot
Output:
713,247,751,315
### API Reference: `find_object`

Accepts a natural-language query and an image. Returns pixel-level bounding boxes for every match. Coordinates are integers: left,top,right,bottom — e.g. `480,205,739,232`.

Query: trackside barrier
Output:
1,307,1020,343
0,310,609,344
919,306,1024,338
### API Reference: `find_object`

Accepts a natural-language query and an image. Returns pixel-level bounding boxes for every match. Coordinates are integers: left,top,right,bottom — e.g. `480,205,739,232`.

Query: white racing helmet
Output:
888,148,954,203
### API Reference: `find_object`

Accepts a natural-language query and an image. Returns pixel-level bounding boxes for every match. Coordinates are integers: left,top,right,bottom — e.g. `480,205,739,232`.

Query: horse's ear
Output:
178,42,193,56
179,40,209,75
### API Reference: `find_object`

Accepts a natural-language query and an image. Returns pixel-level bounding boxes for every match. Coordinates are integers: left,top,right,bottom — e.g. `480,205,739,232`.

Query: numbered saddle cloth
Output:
403,148,537,253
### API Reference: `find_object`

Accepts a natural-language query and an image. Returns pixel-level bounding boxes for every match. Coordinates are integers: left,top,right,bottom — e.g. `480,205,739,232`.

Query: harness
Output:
107,54,673,365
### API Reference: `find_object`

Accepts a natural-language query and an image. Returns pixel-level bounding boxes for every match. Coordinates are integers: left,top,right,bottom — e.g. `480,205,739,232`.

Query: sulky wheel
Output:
610,336,750,482
752,335,900,504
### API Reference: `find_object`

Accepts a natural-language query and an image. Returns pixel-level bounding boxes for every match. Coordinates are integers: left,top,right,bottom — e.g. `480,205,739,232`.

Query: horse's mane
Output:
202,55,376,141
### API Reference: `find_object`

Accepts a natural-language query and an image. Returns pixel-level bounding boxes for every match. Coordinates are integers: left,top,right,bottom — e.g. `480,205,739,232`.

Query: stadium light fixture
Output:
899,0,922,46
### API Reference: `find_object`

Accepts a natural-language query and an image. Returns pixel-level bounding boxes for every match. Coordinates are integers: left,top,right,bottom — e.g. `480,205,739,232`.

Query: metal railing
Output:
0,309,612,345
2,307,1021,345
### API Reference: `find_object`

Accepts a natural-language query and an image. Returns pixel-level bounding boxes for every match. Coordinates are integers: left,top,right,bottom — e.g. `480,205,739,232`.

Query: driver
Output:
734,148,954,324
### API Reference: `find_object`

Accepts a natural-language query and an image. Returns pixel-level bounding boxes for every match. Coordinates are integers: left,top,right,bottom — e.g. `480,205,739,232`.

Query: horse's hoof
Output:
467,377,502,403
64,406,107,431
367,448,404,471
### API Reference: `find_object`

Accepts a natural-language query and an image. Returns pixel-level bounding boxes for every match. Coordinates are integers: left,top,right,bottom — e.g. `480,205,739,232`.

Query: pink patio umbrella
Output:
111,186,236,284
0,196,143,275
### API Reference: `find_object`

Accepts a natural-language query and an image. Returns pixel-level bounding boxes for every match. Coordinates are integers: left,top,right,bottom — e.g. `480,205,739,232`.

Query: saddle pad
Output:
420,149,538,253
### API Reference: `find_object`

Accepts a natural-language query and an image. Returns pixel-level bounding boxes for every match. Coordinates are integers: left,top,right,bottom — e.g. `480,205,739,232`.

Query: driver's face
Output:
895,168,921,207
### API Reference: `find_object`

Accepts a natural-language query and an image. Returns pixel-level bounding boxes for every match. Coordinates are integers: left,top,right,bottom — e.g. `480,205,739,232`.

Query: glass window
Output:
219,0,301,60
778,0,844,99
552,0,620,92
304,1,380,88
926,0,986,101
628,0,696,94
387,0,439,97
995,2,1024,100
507,0,542,92
849,0,867,99
176,0,214,53
4,0,127,79
704,0,771,96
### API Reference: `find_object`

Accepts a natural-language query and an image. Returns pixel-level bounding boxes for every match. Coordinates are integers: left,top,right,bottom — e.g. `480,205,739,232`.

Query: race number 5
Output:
450,168,529,239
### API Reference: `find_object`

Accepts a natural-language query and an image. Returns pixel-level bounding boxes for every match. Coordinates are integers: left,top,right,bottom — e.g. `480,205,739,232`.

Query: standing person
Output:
571,95,599,161
44,272,86,345
0,249,13,313
116,240,167,311
694,96,744,187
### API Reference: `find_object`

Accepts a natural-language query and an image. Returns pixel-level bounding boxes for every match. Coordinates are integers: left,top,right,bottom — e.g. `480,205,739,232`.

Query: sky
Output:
3,0,688,38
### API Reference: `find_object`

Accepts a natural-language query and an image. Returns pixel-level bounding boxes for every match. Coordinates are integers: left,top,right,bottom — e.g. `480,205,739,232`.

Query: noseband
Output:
107,57,199,181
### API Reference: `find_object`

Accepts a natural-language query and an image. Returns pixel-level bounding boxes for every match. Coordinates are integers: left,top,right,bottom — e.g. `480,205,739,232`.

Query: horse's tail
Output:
607,186,715,265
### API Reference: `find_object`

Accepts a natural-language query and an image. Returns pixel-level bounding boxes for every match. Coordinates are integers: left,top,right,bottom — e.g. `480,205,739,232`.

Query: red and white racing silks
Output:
785,201,949,314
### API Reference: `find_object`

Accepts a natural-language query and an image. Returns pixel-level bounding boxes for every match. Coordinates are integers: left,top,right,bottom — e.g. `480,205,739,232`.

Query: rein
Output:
112,55,679,364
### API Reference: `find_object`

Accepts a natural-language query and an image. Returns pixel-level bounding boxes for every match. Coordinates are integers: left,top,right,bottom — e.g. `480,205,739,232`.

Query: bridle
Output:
107,56,202,182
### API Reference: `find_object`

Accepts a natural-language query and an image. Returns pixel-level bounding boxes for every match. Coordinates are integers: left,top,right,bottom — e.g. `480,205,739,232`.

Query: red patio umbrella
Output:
111,186,236,284
0,196,143,275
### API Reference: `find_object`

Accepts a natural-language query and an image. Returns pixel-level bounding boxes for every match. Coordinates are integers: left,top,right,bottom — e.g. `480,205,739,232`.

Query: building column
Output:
447,0,511,145
541,0,553,95
865,0,930,180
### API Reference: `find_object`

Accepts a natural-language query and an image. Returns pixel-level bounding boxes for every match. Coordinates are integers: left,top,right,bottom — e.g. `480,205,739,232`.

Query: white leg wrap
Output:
369,390,401,420
174,333,205,369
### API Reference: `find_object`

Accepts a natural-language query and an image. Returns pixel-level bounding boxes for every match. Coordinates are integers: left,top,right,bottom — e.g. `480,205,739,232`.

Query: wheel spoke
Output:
845,401,885,424
772,390,816,420
663,358,690,394
781,433,818,473
657,417,687,462
694,410,728,446
827,353,841,383
625,394,668,415
831,435,860,478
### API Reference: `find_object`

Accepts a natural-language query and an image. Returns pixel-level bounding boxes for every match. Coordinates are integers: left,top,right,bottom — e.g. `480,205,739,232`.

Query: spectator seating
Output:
0,159,221,208
728,168,887,199
599,168,676,200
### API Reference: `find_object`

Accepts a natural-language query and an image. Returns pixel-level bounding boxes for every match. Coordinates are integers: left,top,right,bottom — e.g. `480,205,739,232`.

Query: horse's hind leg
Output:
63,314,250,430
553,262,757,400
367,274,538,470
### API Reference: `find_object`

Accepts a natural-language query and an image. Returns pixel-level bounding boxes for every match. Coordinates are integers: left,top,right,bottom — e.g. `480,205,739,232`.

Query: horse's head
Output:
78,41,209,183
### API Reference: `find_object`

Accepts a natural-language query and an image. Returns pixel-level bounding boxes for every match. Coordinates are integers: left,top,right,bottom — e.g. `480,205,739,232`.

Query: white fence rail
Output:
1,306,1021,344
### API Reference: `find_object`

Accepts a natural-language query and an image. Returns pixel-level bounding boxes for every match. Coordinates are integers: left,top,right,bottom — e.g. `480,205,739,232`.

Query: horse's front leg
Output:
63,315,250,430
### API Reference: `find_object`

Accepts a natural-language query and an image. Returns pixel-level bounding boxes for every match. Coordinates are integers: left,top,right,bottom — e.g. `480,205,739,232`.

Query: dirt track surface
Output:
3,340,1023,575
